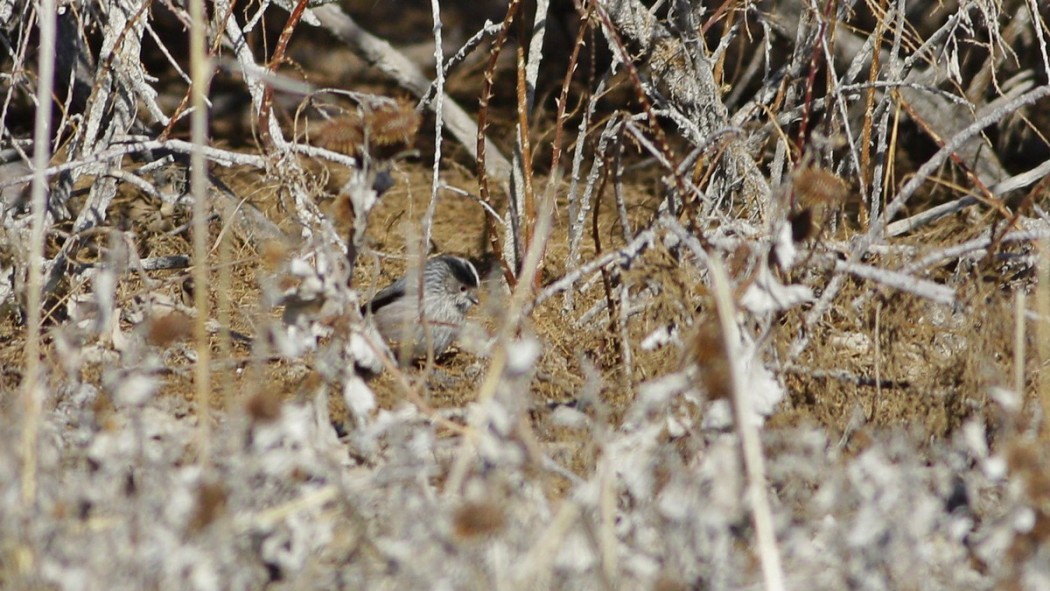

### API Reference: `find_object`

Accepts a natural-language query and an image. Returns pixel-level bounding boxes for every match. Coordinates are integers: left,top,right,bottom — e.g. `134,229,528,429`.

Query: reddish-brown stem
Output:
549,1,594,183
894,93,1010,220
702,0,739,35
593,4,706,245
795,19,826,168
860,0,888,230
477,0,522,288
257,0,311,151
515,44,540,288
160,1,237,141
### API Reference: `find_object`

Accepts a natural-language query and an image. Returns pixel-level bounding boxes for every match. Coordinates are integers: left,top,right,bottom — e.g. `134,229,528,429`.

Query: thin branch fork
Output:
257,0,312,151
160,0,240,141
532,227,656,312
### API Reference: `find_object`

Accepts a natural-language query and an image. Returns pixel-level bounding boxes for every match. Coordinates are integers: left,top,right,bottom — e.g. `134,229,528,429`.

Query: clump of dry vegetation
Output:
2,0,1050,588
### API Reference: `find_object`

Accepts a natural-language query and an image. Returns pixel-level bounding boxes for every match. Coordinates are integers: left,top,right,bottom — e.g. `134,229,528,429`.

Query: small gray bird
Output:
362,255,480,360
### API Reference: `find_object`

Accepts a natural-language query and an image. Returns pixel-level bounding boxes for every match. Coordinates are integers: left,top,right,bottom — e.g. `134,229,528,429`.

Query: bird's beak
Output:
468,291,479,306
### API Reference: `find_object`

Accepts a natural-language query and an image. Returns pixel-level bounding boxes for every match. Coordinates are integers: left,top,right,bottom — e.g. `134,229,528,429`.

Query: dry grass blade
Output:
708,256,785,591
189,0,212,464
21,0,58,513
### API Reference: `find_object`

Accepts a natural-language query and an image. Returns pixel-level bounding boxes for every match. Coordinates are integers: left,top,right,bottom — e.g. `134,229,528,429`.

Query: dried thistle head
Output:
313,97,421,158
314,116,364,156
188,480,228,534
366,97,422,147
246,387,283,424
791,166,849,240
146,311,194,347
689,319,731,401
452,501,506,539
793,166,848,208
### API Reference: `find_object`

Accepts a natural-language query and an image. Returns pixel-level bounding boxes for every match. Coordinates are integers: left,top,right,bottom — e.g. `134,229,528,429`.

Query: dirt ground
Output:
2,1,1044,471
1,141,1025,471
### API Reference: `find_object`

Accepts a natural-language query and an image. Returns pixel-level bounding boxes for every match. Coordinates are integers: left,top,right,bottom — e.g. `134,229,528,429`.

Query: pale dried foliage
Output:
1,0,1050,589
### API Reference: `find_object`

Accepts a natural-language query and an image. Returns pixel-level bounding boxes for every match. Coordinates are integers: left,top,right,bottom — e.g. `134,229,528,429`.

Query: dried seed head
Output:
366,98,422,147
188,481,228,533
246,388,283,424
313,98,421,157
690,319,731,400
146,311,194,347
314,117,365,156
452,501,506,539
794,166,848,207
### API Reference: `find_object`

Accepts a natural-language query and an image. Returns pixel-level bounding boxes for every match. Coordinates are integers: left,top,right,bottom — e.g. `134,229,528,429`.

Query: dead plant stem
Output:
22,0,58,513
709,257,786,591
189,0,212,466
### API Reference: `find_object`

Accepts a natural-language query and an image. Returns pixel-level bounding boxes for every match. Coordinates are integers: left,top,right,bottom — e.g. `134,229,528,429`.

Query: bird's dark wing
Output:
361,278,406,315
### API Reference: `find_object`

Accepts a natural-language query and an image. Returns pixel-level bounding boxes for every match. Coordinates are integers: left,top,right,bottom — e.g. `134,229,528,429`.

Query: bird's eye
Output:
460,285,468,293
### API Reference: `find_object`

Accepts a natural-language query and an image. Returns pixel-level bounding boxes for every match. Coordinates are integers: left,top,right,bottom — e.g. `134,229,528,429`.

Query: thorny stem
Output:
547,1,594,185
477,0,522,287
516,43,539,287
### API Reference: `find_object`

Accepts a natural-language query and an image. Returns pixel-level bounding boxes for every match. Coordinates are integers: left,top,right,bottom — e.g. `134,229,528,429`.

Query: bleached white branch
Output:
833,260,955,305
